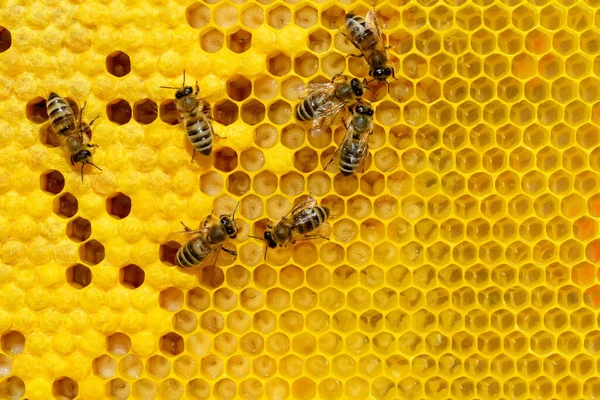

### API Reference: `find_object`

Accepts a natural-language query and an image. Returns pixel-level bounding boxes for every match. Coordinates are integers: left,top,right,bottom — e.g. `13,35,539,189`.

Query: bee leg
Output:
180,221,193,232
202,211,214,227
221,247,237,257
195,81,200,96
87,143,99,148
330,73,342,82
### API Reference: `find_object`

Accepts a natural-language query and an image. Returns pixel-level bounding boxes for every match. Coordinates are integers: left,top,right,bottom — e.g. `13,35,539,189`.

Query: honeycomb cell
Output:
26,96,49,124
106,192,131,219
66,263,92,289
242,5,264,28
268,5,291,29
1,331,24,355
53,193,78,218
0,27,11,53
53,377,78,399
201,28,224,52
131,98,158,125
106,99,132,125
79,239,105,265
106,51,131,78
186,3,210,29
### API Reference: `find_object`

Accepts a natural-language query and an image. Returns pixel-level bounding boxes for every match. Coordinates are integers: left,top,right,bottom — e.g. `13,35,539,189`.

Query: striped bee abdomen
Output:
47,92,76,135
345,14,378,50
294,206,330,234
296,93,328,122
177,238,212,268
185,115,214,156
339,141,362,176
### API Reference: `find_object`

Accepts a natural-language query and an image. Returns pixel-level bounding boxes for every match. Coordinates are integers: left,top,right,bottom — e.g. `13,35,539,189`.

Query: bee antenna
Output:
263,246,268,261
80,164,85,182
248,235,263,240
231,201,239,219
88,162,103,172
182,70,186,87
159,86,179,90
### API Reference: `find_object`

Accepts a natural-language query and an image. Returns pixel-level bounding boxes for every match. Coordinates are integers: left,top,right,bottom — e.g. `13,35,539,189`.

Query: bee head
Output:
219,215,238,239
175,86,194,100
350,78,364,97
71,150,92,164
263,231,278,248
372,67,393,80
355,103,374,117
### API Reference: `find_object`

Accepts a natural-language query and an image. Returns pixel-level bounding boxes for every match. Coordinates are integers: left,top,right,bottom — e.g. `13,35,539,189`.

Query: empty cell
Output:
201,28,224,52
173,311,198,336
254,171,277,195
239,148,264,172
106,99,132,125
200,171,224,195
53,193,78,218
160,332,184,357
107,332,131,356
321,5,345,29
1,331,24,355
267,99,291,125
0,355,11,378
106,192,131,219
147,355,171,379
132,98,157,125
159,287,184,312
79,239,105,265
93,355,117,379
119,264,144,289
242,4,264,28
255,124,277,148
26,96,49,124
66,263,91,289
294,52,319,78
213,100,238,126
40,169,65,195
214,3,238,28
106,51,131,77
53,377,78,400
159,100,179,125
227,171,250,196
0,27,11,53
186,3,210,29
107,378,130,400
213,147,238,172
228,29,251,53
227,75,252,102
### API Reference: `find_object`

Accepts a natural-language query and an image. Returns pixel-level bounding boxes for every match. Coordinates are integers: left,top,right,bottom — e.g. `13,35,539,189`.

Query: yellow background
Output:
1,0,600,398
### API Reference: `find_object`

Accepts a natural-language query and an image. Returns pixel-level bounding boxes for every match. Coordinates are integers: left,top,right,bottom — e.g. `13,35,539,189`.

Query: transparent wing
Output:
289,194,318,217
165,228,206,245
366,9,386,50
311,100,346,137
299,82,336,99
354,128,372,172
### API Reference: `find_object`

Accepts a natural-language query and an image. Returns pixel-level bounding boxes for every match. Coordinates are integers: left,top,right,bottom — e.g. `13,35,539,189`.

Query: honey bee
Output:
253,196,330,258
345,10,395,82
161,71,216,160
165,203,239,268
296,74,365,136
46,92,101,181
325,102,374,176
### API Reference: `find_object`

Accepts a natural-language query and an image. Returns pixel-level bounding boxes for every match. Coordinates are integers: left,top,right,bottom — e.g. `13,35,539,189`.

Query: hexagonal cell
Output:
79,239,105,266
213,100,239,126
268,52,291,77
457,53,482,79
268,5,291,29
67,264,92,289
160,332,184,357
106,378,130,399
200,28,224,53
53,193,78,218
0,27,11,53
268,100,291,124
228,29,252,53
214,3,238,28
415,30,441,56
26,96,49,124
106,192,132,219
53,377,78,400
65,216,91,243
160,287,184,312
402,6,427,30
242,4,264,28
294,52,319,78
106,333,131,357
214,147,238,172
106,51,131,78
159,100,179,125
106,99,132,125
40,169,65,196
308,29,331,54
225,76,251,102
321,5,345,29
238,100,265,126
498,29,522,55
120,264,144,289
1,331,24,355
93,355,117,379
132,98,157,125
483,5,509,30
553,29,576,56
186,3,210,29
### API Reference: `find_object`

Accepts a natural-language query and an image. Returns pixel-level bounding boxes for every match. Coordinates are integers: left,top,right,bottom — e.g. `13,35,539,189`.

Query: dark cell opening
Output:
106,51,131,77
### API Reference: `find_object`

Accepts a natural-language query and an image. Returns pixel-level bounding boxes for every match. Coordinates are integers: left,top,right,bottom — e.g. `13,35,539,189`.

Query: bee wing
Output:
164,228,206,245
288,194,318,217
299,82,336,99
354,127,373,172
311,100,346,137
366,9,386,49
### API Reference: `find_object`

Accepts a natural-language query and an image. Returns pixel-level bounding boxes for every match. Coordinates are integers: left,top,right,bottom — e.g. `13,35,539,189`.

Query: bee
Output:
46,92,101,181
325,102,374,176
253,196,330,258
296,74,365,136
165,203,239,268
345,10,395,83
161,71,216,160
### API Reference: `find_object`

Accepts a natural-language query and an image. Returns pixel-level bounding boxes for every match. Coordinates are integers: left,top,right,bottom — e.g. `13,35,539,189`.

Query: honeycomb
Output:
1,0,600,398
